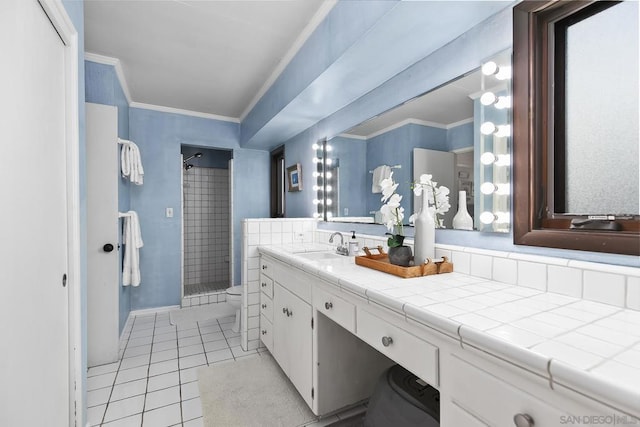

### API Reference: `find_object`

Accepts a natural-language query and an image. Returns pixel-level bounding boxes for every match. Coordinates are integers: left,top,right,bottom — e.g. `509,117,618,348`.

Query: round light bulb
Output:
480,92,498,106
480,152,497,165
326,185,332,192
495,125,511,138
495,96,511,109
480,182,498,195
326,199,333,206
495,65,512,80
325,172,332,179
482,61,498,76
312,143,319,150
480,211,497,225
326,145,333,152
326,212,333,219
312,199,320,205
480,122,497,135
326,158,333,166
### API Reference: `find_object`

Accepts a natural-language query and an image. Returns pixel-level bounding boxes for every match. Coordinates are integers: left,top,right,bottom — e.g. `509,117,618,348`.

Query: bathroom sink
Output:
297,251,346,261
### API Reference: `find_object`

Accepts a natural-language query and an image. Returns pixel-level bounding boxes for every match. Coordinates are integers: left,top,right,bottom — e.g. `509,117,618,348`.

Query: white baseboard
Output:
129,305,180,317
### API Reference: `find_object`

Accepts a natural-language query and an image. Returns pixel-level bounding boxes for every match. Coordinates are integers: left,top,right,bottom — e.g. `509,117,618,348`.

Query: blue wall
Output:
85,60,132,334
447,121,474,152
128,108,269,310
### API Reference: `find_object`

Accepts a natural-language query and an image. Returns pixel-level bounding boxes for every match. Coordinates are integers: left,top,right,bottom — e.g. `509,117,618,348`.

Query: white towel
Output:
371,165,391,193
122,210,143,287
120,140,144,185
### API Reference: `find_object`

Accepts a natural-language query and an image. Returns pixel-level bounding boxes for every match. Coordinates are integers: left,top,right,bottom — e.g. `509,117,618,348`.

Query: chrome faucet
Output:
329,232,349,256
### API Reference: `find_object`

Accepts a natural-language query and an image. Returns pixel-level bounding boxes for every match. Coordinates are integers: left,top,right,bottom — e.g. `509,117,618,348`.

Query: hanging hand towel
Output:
122,210,143,286
120,139,144,185
371,165,391,193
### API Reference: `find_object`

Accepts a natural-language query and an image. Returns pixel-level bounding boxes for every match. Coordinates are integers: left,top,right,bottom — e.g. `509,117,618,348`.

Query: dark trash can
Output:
364,364,440,427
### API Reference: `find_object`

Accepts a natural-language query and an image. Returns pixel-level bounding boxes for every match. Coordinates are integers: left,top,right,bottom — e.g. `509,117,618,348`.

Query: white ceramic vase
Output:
452,190,473,230
413,194,435,265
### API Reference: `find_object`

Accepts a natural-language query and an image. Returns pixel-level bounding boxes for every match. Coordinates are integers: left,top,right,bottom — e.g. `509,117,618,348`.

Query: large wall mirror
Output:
513,0,639,255
312,50,512,233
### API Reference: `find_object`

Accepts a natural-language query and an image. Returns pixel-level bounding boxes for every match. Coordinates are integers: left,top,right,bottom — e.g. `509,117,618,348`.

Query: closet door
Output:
87,103,120,366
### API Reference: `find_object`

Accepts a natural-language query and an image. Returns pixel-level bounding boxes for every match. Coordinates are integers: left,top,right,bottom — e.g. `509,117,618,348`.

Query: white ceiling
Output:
84,0,331,120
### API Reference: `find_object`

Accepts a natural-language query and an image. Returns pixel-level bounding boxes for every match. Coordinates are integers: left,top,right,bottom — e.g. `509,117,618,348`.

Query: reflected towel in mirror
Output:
372,165,391,193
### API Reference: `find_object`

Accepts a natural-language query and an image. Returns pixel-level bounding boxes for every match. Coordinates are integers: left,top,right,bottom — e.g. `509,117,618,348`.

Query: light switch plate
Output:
166,207,173,218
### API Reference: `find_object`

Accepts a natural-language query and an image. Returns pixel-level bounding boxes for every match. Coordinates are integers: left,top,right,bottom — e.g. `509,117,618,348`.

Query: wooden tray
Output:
355,246,453,278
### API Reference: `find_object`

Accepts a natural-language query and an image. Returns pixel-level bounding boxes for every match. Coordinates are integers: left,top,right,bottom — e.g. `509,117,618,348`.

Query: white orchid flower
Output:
380,172,398,202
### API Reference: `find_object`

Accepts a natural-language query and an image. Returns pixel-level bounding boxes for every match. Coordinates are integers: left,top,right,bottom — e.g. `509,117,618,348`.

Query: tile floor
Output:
87,309,365,427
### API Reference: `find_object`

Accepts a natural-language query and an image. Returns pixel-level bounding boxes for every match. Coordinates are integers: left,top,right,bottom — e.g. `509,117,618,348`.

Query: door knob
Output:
103,243,114,252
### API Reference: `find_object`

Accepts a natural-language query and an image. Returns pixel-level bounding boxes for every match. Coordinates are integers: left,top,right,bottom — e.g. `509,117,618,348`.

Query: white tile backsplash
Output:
470,254,492,279
517,261,547,291
627,276,640,310
492,257,517,285
583,270,626,306
547,265,582,297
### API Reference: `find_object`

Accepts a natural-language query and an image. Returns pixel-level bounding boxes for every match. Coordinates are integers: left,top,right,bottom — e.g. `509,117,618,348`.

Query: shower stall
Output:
181,147,233,305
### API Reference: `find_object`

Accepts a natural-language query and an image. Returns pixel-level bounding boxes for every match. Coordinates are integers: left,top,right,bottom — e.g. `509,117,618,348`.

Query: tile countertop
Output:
258,243,640,417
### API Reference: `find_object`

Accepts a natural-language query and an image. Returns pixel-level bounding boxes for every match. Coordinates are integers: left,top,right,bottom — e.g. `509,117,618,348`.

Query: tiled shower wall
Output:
183,167,230,295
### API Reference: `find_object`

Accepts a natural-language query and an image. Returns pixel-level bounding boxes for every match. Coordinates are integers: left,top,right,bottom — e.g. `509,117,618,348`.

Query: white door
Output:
86,103,120,367
413,148,456,227
0,1,70,425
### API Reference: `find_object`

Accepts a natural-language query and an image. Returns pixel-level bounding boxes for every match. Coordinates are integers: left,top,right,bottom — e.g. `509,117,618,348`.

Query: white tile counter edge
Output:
257,244,640,418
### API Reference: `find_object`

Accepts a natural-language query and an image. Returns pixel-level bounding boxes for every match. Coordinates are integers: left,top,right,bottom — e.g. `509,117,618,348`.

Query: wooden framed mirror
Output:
512,1,639,256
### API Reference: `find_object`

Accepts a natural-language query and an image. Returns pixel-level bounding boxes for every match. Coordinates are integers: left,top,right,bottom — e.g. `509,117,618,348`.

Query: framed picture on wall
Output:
287,163,302,192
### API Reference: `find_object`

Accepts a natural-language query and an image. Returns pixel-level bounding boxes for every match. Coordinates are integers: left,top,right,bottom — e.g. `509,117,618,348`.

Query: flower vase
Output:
414,194,435,265
452,190,473,230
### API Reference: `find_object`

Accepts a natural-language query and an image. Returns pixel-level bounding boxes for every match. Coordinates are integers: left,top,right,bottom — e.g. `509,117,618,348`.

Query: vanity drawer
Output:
260,293,273,322
260,314,273,353
447,354,606,427
357,308,439,387
313,286,355,333
259,274,273,299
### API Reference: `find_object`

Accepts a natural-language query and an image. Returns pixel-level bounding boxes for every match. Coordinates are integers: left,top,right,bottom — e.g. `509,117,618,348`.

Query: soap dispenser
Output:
348,231,359,256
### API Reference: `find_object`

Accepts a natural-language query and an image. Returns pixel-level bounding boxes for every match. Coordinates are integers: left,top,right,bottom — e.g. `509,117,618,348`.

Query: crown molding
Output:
84,52,132,104
130,102,240,123
337,133,367,140
446,117,474,129
239,0,338,121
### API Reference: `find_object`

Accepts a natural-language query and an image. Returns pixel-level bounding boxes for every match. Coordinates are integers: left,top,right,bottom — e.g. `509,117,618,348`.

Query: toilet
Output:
225,286,242,333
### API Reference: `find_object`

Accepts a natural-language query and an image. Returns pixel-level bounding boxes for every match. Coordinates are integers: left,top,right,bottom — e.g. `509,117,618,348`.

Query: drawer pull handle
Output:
283,308,287,314
381,336,393,347
262,265,267,270
261,330,267,335
261,304,267,309
513,413,534,427
324,302,333,310
261,282,267,287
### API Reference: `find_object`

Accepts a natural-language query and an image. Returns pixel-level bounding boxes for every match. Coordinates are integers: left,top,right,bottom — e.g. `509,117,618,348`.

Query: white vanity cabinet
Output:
441,347,613,427
273,282,313,407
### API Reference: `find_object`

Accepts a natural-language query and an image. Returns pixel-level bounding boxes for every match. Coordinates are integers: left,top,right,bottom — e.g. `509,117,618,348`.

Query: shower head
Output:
183,152,203,163
184,164,193,170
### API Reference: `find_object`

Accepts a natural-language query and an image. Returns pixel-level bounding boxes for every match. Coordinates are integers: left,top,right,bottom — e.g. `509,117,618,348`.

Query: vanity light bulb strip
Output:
481,61,512,80
480,122,511,137
480,92,511,109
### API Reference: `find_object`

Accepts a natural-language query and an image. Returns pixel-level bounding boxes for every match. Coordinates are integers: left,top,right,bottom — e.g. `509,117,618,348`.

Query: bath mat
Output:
197,353,316,427
169,303,236,325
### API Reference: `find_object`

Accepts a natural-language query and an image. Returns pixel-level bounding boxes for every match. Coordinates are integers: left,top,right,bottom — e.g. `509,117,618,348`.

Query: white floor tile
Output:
198,325,222,335
115,366,149,384
147,371,180,393
86,404,106,426
179,335,203,348
230,346,257,358
183,417,204,427
226,336,241,347
180,367,201,384
151,348,178,364
154,331,177,344
123,344,152,360
87,386,112,408
119,354,150,370
201,331,225,343
110,378,147,402
129,328,154,339
102,413,142,427
103,395,145,423
152,340,178,353
180,381,200,401
179,343,205,357
203,339,229,353
179,353,207,369
182,397,203,422
149,359,179,377
155,325,178,336
178,328,200,339
145,385,181,411
206,348,234,364
88,362,120,378
88,371,117,391
142,402,182,427
176,321,199,331
127,336,153,348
